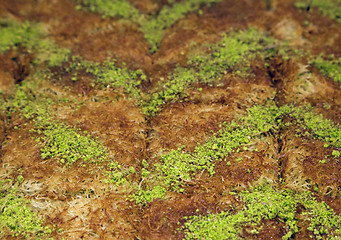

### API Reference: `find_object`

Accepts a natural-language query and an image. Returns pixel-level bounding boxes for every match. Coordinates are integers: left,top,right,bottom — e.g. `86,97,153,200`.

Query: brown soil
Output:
0,0,340,239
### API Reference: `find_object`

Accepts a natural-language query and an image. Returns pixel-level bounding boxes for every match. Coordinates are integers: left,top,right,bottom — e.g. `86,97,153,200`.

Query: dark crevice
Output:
266,56,296,183
11,53,33,84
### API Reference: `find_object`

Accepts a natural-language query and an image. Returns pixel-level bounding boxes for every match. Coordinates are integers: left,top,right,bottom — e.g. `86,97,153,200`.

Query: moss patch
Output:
4,82,111,167
143,28,278,115
76,0,223,52
63,56,146,99
129,103,341,204
0,19,70,67
310,55,341,83
0,180,51,239
183,182,341,240
295,0,341,23
33,119,109,166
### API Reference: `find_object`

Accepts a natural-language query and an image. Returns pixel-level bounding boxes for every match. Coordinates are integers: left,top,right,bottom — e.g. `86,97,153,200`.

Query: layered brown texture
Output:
0,0,340,239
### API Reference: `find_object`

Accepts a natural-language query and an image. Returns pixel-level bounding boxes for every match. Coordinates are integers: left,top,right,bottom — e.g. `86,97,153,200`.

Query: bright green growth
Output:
131,185,167,205
295,0,341,23
311,55,341,83
0,181,50,238
76,0,223,52
5,83,110,166
292,105,341,148
132,103,341,204
300,193,341,239
143,28,277,115
104,162,136,186
76,0,140,20
0,19,70,67
186,28,275,81
183,183,341,240
132,104,292,203
140,0,223,52
0,19,40,53
65,57,146,99
156,104,291,191
33,119,109,165
332,150,340,158
4,81,51,119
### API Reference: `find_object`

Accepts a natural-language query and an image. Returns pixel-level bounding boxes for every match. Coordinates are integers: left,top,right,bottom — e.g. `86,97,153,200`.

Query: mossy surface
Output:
143,28,278,115
292,105,341,148
139,0,224,52
0,1,340,238
34,120,109,166
183,183,341,240
129,103,341,204
310,55,341,83
0,19,70,67
63,57,146,99
295,0,341,23
76,0,223,52
4,82,111,167
0,180,51,239
76,0,141,20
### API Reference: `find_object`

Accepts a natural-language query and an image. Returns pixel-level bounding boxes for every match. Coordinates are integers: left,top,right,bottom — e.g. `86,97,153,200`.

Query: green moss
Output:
0,19,70,67
131,185,167,205
33,119,109,166
131,104,293,203
64,57,146,99
130,103,341,204
0,19,40,53
311,55,341,83
300,193,341,239
4,81,51,119
76,0,223,52
0,180,51,239
295,0,341,23
139,0,223,52
183,183,341,240
142,28,278,116
104,162,135,186
76,0,140,20
4,82,110,166
292,105,341,148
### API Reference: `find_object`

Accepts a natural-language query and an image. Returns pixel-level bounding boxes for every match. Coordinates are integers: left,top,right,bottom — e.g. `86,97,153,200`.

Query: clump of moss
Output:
139,0,223,52
0,19,70,67
4,81,51,119
33,119,109,166
5,82,110,166
0,180,51,239
295,0,341,23
310,55,341,83
76,0,140,20
292,105,341,148
104,162,136,186
129,103,340,204
131,185,167,205
64,57,146,99
76,0,223,52
131,103,292,203
142,28,278,116
183,183,341,240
